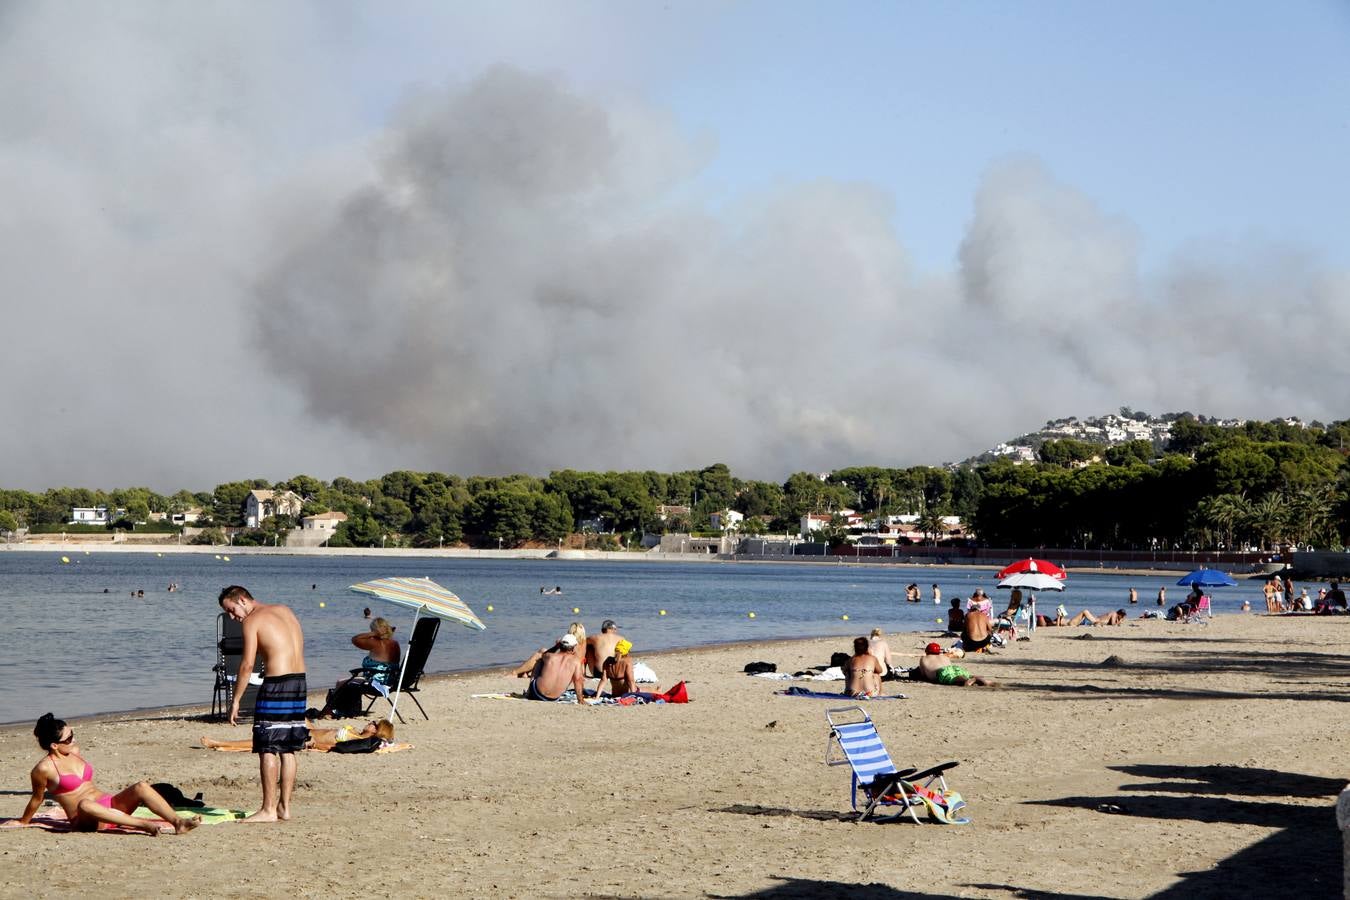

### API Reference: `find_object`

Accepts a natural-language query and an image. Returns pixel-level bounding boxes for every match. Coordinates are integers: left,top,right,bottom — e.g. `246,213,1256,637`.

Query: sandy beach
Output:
2,613,1344,899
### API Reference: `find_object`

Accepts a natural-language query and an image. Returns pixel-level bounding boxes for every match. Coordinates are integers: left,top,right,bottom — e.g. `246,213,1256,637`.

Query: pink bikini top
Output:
49,759,93,795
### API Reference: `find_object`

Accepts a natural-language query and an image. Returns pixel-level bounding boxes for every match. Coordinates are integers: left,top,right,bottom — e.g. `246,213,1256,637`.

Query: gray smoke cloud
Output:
255,69,1350,479
3,4,1346,491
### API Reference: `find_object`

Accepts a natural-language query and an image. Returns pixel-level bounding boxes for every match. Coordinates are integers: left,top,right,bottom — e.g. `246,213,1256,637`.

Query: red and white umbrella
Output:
996,557,1067,581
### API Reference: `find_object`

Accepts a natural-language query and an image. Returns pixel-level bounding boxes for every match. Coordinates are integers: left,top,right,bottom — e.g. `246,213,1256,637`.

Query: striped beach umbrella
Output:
349,576,487,631
348,576,485,720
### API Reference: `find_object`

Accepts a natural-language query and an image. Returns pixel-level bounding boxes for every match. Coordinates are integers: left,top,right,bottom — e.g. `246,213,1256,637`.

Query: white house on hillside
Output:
245,490,303,528
710,509,744,531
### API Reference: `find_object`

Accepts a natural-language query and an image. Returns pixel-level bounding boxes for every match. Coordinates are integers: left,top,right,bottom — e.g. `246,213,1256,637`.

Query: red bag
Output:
659,681,689,704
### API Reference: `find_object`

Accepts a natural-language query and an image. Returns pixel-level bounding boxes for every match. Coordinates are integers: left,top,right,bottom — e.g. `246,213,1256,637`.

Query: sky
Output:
2,1,1348,492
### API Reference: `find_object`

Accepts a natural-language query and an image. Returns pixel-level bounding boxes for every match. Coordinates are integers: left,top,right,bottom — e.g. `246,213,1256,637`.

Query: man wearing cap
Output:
585,619,626,678
526,633,588,702
916,643,997,688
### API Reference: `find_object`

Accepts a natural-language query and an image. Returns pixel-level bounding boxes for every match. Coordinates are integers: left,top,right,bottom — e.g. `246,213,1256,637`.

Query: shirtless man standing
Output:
219,585,307,823
585,620,624,678
528,634,588,702
845,637,881,698
916,642,997,687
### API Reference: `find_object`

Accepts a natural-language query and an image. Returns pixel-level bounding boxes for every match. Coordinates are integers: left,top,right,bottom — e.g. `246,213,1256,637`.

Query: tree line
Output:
1,417,1346,550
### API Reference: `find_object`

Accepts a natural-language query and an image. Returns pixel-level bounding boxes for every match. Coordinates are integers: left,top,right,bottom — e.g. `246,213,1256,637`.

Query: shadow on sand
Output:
1030,763,1342,898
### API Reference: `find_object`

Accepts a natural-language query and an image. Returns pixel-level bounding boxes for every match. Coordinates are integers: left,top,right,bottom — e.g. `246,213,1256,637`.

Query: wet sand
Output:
1,613,1344,898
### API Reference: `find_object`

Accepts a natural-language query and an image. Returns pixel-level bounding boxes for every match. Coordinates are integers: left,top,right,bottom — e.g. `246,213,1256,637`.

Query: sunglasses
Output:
53,732,75,745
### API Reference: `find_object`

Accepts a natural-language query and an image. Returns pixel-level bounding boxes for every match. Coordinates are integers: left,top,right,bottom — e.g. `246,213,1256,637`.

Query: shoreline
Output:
0,540,1247,578
0,630,947,730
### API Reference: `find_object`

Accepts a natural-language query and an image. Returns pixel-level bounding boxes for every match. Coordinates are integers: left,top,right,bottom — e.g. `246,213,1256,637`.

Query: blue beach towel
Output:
776,686,906,700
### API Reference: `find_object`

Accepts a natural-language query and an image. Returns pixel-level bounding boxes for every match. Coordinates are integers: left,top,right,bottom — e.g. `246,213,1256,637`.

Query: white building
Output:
300,511,347,535
245,490,303,528
70,507,110,526
710,509,744,531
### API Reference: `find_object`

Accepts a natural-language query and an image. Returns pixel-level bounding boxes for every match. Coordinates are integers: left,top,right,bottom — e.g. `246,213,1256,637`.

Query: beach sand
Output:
2,614,1345,898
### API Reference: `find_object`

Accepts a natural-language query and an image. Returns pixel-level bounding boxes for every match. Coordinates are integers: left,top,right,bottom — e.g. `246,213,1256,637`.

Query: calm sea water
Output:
0,551,1279,724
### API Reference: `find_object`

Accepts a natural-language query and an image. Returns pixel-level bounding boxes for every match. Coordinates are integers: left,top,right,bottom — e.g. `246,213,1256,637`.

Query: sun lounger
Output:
825,706,968,824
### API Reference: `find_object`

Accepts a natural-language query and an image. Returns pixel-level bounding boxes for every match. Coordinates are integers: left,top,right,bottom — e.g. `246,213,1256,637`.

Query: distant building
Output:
171,507,203,526
300,511,347,535
800,513,832,535
657,505,690,521
710,509,744,531
70,506,110,526
244,490,303,528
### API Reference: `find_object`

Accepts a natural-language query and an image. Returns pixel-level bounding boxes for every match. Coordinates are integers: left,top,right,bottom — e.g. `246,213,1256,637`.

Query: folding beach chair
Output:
825,706,968,824
211,613,264,721
356,617,440,723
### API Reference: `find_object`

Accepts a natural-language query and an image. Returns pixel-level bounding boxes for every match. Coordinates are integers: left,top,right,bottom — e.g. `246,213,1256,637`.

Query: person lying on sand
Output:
1037,609,1128,627
527,633,588,702
202,719,394,752
845,637,882,698
914,643,998,687
16,713,201,836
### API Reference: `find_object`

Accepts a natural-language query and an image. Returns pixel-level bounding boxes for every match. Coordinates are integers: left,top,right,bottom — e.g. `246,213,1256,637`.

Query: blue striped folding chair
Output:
825,706,968,824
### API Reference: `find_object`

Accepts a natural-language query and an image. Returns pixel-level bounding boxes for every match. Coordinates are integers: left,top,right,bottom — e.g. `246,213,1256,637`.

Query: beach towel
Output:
203,742,413,754
776,686,907,700
2,804,245,833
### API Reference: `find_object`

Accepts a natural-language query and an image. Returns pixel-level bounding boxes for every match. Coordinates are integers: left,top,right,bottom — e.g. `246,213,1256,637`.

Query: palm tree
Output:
917,509,946,545
1208,492,1250,550
1246,492,1288,551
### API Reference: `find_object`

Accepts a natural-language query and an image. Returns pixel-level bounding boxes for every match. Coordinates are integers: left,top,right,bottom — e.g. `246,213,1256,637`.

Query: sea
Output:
0,550,1280,724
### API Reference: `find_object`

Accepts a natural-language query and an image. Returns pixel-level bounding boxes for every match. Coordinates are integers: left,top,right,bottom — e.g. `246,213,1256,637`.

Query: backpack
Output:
329,735,384,754
325,682,368,718
742,661,777,674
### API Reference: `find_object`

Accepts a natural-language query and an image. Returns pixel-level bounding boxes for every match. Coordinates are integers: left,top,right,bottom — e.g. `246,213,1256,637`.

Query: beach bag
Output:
829,652,851,669
151,783,205,808
326,682,367,718
329,736,383,754
743,661,777,674
659,681,689,704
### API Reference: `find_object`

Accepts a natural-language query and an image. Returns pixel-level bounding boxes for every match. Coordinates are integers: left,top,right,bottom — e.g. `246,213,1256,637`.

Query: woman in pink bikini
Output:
16,713,201,835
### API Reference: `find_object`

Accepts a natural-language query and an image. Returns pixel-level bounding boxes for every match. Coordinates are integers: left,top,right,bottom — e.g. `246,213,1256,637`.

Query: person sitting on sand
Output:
914,643,997,687
946,598,965,634
527,633,588,702
202,720,394,753
845,637,882,698
585,619,625,678
595,639,637,697
15,713,201,836
962,605,993,653
512,622,586,677
868,628,899,677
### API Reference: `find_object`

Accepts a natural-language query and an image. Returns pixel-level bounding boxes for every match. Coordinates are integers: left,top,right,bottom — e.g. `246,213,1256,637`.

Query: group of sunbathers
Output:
842,628,999,696
512,619,651,702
